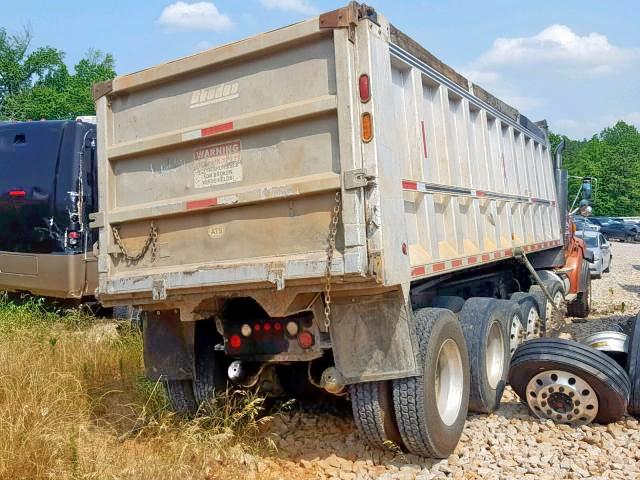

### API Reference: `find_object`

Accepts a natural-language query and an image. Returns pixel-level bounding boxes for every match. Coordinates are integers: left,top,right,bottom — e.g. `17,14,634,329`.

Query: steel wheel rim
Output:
509,314,523,354
526,306,541,338
525,369,599,425
553,291,563,307
486,321,505,389
434,338,464,426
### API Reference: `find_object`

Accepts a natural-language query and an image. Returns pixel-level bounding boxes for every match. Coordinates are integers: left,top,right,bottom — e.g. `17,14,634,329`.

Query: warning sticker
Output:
193,140,242,188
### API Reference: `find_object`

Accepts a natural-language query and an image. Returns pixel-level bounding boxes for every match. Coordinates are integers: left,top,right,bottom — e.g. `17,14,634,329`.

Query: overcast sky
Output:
2,0,639,138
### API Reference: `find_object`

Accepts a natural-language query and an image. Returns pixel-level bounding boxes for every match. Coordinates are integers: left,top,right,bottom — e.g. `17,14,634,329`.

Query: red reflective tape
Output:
9,190,26,197
504,249,513,256
421,121,428,158
186,197,218,210
451,259,463,268
402,180,418,190
201,121,233,137
411,266,426,277
476,190,487,197
482,254,490,262
467,256,478,265
433,262,446,272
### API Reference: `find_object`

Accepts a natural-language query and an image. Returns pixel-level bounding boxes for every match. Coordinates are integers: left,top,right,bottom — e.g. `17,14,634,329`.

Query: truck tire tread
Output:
392,308,469,458
350,381,403,449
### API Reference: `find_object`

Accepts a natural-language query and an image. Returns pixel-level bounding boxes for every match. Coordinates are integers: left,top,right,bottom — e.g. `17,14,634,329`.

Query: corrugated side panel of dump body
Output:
355,18,561,286
94,17,369,302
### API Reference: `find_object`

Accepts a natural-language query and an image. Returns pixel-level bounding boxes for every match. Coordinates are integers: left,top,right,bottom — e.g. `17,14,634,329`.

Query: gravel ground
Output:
256,242,640,480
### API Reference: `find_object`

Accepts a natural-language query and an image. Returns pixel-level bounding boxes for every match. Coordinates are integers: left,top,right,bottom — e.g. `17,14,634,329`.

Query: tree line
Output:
1,27,638,217
550,123,640,217
0,27,115,121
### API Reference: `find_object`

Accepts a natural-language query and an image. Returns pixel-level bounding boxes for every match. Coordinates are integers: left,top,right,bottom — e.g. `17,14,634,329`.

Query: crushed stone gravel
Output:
256,242,640,480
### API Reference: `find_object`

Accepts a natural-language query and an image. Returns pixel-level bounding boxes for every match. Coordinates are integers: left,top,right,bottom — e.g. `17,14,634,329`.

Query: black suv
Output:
0,120,98,298
590,217,638,242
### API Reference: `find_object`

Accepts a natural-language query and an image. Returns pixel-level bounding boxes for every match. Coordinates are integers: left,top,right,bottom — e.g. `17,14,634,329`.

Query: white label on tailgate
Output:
193,140,242,188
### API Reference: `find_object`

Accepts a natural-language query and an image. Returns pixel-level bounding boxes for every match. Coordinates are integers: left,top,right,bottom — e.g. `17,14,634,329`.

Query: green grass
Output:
0,294,283,480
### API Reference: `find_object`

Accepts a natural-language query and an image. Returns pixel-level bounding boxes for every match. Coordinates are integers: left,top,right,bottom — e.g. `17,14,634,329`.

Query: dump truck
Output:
92,2,592,457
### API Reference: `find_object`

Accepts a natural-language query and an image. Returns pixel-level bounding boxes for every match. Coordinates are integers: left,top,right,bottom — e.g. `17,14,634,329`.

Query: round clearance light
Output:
254,323,261,333
286,321,299,337
240,324,252,337
229,335,242,349
263,322,272,333
298,331,314,349
274,321,282,332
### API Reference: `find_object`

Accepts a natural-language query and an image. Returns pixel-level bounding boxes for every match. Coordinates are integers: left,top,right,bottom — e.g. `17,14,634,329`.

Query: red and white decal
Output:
182,121,234,141
410,239,563,278
402,179,556,205
186,194,238,211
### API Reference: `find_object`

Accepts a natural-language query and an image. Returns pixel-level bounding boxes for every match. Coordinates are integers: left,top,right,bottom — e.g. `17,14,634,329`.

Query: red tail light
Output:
274,321,282,332
9,190,26,198
359,74,371,102
297,331,314,349
263,322,272,332
229,335,242,349
253,323,261,333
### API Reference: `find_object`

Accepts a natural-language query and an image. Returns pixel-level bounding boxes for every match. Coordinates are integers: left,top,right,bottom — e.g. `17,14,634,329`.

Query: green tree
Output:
551,122,640,217
0,27,115,120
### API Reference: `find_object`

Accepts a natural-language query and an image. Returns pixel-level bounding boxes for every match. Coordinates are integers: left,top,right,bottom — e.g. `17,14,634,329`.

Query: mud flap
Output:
329,290,419,384
143,310,195,381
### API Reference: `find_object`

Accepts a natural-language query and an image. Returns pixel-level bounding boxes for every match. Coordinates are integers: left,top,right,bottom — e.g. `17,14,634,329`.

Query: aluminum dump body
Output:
93,4,560,305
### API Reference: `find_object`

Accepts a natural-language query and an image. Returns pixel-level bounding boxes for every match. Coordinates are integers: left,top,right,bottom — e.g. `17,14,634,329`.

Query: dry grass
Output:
0,295,283,480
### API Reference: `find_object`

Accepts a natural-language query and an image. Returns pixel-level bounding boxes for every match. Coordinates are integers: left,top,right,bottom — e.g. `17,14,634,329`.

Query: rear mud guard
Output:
144,310,196,381
329,290,419,384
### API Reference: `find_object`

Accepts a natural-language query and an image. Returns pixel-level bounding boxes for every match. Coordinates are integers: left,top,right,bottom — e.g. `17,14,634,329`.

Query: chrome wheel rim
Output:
525,370,599,425
486,321,505,389
434,338,464,426
509,314,524,355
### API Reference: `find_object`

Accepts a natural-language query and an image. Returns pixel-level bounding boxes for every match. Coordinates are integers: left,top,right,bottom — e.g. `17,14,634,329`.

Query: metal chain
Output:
323,191,342,330
112,221,158,264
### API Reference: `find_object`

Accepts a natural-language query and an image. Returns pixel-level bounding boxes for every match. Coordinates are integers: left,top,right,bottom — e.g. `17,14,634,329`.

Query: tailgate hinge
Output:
319,3,378,42
343,169,376,190
368,252,383,283
152,279,167,301
89,211,105,229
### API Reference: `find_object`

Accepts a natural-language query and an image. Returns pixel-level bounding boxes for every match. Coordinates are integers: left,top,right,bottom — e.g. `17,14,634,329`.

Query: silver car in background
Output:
575,231,612,278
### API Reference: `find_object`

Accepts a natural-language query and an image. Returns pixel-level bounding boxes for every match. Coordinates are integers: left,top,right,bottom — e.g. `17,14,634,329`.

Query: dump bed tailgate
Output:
94,18,368,301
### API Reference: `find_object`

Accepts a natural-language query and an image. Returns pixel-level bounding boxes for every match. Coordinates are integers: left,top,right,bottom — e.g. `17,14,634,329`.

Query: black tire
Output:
626,313,640,417
429,296,466,313
509,293,542,339
604,257,611,274
392,308,469,458
458,298,510,413
494,299,525,356
567,262,591,318
350,381,404,449
509,338,630,424
165,380,198,414
193,321,227,406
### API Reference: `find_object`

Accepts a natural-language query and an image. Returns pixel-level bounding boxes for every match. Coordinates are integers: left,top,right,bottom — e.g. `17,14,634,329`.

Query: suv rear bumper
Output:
0,251,97,299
